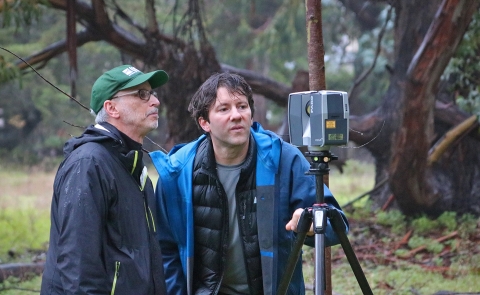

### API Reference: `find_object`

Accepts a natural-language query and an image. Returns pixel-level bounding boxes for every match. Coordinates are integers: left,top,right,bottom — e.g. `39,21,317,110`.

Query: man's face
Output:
199,87,253,151
112,81,160,142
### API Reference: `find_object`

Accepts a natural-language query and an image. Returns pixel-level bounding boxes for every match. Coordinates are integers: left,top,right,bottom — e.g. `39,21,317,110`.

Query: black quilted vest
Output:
191,136,263,295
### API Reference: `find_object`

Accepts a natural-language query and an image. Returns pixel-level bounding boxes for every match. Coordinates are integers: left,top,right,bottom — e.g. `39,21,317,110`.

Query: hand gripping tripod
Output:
277,147,373,295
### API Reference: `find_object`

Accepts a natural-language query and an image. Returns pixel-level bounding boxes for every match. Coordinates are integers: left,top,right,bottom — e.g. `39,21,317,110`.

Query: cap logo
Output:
122,67,141,76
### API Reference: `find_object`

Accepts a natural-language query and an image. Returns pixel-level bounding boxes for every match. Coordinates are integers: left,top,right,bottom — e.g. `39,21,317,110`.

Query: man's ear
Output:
104,100,120,118
199,117,210,133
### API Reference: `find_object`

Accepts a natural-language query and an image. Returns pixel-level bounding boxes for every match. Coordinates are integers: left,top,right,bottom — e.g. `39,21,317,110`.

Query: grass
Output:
1,160,480,294
0,168,51,264
328,159,375,206
298,160,480,295
0,276,42,295
330,263,480,295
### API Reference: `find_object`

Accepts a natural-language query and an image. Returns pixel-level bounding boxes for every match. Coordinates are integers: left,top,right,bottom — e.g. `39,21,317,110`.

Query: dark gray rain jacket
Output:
40,122,166,295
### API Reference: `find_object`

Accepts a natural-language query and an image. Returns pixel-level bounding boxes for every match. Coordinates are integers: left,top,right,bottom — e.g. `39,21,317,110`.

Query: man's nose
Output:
150,95,160,107
230,107,242,119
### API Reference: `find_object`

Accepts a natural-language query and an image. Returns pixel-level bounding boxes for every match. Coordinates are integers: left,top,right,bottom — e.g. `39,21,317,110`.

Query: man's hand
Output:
285,208,314,236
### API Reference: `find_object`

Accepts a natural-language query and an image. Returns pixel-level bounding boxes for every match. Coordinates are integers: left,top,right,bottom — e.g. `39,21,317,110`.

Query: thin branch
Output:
342,177,389,210
221,64,291,106
398,231,458,259
63,120,86,129
1,46,89,111
109,0,148,35
348,6,393,96
14,30,99,71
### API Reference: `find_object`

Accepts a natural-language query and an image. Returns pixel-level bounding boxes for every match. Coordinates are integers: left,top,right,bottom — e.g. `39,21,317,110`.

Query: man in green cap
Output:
41,65,169,295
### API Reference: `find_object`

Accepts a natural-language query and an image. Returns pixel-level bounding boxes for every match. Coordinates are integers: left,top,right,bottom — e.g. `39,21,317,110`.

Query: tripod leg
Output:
328,209,373,295
277,208,312,295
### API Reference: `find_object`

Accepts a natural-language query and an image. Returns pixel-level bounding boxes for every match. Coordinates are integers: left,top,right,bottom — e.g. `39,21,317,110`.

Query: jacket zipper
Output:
213,182,229,295
110,261,120,295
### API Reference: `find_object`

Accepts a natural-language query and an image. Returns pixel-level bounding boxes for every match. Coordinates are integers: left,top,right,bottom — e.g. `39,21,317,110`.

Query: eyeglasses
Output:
112,89,158,101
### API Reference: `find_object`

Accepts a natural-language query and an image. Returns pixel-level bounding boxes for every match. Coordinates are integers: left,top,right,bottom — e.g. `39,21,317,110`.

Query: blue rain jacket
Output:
150,122,348,295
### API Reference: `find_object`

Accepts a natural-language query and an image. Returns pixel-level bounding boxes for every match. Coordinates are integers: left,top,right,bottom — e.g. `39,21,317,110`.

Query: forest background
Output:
0,0,480,294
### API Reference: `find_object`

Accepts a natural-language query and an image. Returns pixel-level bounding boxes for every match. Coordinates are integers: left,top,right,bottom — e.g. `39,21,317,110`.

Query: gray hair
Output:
93,107,109,124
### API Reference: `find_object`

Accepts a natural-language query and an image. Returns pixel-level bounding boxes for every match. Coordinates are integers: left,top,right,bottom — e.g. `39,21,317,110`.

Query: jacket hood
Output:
63,123,123,158
250,122,281,174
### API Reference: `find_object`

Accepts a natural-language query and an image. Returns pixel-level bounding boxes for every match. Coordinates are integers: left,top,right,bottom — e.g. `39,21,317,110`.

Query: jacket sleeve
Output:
155,178,188,295
54,157,111,294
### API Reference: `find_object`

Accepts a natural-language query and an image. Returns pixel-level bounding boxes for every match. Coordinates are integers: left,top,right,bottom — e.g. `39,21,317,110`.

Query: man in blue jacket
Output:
150,72,348,295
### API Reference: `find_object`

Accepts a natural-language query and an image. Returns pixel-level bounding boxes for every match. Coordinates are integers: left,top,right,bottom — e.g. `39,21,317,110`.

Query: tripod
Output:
277,147,373,295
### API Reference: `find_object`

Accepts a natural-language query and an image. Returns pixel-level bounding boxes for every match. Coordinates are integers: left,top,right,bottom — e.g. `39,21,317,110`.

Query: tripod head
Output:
305,147,338,177
304,146,338,204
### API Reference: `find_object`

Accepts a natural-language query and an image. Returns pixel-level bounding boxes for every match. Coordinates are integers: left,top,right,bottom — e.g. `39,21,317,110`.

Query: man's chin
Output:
146,122,159,131
229,135,250,146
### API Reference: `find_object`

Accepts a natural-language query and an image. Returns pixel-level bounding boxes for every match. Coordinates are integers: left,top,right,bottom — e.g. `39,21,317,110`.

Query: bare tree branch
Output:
47,0,149,58
428,114,479,165
221,64,291,107
145,0,160,36
14,30,99,71
337,0,385,30
348,6,393,97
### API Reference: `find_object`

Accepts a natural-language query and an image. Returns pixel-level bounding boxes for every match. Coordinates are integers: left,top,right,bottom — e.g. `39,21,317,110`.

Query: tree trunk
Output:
355,0,480,216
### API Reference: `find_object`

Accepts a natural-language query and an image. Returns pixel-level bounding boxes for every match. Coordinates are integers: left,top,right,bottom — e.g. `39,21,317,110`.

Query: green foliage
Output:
0,7,122,164
0,207,50,263
443,11,480,114
449,253,480,276
347,200,375,220
347,7,394,113
408,211,462,236
370,264,480,295
436,211,457,231
329,159,375,207
325,66,354,96
407,236,444,254
393,248,409,257
323,261,480,295
411,215,439,235
458,213,478,238
0,55,20,83
375,209,406,234
0,276,42,294
376,209,404,227
203,0,365,91
0,0,48,28
203,0,306,84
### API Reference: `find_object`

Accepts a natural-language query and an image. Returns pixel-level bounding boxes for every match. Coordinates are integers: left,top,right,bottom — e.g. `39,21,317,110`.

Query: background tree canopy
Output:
1,0,480,217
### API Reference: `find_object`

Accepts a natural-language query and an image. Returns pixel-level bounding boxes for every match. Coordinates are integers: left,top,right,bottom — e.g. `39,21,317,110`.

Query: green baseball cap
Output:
90,65,169,114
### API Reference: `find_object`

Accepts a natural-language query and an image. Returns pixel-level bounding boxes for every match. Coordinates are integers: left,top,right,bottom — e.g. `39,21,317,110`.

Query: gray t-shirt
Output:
217,163,249,294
